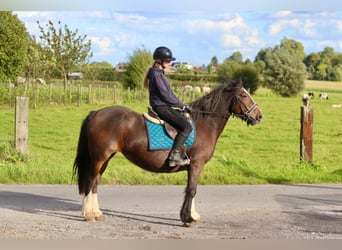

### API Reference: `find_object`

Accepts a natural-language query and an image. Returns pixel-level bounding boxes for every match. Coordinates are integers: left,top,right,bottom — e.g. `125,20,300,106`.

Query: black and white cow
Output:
302,92,314,106
319,92,328,101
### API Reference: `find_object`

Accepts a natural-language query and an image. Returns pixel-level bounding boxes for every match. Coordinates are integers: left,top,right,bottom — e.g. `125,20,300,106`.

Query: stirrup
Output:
169,154,190,167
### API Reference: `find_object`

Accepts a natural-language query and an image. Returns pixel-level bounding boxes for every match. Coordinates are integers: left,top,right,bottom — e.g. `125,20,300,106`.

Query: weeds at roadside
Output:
0,141,27,163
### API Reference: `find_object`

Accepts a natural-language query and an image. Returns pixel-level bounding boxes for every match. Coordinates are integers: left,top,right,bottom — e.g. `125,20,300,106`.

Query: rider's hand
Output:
182,105,192,114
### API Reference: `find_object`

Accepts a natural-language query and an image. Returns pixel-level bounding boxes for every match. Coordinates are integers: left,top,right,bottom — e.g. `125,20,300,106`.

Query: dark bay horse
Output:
73,79,263,226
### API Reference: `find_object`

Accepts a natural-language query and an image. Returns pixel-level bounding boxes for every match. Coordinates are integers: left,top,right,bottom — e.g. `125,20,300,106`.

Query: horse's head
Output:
229,79,263,126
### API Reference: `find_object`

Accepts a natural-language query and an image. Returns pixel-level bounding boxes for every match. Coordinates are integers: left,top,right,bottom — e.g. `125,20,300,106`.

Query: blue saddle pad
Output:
145,119,195,150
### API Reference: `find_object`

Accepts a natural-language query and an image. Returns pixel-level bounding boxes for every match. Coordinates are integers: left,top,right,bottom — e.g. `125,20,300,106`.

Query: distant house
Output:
115,63,128,72
171,62,193,71
67,72,83,80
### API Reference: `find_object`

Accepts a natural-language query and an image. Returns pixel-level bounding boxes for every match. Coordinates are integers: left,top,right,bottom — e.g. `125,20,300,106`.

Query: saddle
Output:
143,107,180,139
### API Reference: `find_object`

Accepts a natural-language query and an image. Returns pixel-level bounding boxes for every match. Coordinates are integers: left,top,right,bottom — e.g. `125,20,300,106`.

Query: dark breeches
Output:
152,105,192,137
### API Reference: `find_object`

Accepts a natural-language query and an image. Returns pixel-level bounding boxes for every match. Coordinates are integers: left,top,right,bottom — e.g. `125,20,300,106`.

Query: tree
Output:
23,36,54,81
280,37,305,61
211,56,218,66
304,52,321,79
124,47,153,89
228,51,243,63
331,64,342,81
303,47,342,81
37,20,92,87
232,64,260,94
262,48,307,97
0,11,29,81
216,60,240,82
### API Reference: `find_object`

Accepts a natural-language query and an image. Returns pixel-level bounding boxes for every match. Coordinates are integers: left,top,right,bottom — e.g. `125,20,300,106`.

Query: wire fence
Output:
0,81,203,108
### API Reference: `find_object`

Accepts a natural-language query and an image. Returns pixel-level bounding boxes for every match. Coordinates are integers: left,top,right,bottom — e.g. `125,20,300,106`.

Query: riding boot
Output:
168,134,190,167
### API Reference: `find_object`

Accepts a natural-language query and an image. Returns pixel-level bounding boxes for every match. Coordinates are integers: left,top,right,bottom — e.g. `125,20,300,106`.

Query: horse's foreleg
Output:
82,167,105,222
180,165,202,226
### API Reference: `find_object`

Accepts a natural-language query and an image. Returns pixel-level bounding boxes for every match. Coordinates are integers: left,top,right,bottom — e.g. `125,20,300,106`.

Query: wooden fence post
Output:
300,106,313,163
78,83,82,106
15,97,29,155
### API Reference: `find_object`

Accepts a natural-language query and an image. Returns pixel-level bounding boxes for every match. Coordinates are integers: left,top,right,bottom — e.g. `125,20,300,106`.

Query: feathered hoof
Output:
84,214,105,222
95,215,105,221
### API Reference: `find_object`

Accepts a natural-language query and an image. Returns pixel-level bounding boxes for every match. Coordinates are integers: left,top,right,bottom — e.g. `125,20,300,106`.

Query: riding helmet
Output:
153,46,176,61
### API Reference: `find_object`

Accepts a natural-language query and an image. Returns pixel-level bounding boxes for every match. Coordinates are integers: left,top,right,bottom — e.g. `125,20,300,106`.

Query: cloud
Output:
268,19,301,36
270,11,293,18
184,13,246,33
301,19,317,37
183,13,263,50
90,36,116,56
222,34,241,47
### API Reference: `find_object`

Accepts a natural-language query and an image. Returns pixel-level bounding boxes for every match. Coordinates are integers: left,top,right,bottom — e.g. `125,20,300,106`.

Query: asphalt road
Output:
0,184,342,239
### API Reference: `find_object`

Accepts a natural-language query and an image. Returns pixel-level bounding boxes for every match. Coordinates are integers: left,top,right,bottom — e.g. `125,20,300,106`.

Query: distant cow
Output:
302,92,314,106
307,92,314,99
319,92,328,101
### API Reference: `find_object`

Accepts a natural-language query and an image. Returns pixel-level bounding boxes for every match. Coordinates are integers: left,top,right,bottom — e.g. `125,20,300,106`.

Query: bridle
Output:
232,88,259,123
190,87,259,123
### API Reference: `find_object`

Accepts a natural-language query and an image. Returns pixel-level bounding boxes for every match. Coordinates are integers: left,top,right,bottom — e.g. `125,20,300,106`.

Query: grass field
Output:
0,80,342,185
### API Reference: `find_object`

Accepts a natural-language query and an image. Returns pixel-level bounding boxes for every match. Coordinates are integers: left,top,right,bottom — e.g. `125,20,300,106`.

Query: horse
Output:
73,79,263,226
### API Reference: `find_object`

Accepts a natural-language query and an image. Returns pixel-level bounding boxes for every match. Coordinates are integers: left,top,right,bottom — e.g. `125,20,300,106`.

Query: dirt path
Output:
1,184,342,239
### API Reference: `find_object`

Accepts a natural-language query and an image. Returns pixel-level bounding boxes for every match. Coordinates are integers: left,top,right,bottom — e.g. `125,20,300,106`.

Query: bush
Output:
0,142,27,163
124,47,153,89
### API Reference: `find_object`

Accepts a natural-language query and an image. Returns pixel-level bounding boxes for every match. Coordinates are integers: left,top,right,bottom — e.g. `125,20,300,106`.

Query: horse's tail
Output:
73,111,96,195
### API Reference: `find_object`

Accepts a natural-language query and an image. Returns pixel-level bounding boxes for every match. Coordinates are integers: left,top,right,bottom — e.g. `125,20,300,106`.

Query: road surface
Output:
0,184,342,239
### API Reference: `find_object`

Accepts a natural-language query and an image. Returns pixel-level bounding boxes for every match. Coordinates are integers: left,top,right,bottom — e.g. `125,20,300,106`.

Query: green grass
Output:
1,80,342,185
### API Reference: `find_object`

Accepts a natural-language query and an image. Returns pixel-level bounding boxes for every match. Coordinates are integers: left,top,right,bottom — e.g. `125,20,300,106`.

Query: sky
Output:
3,0,342,67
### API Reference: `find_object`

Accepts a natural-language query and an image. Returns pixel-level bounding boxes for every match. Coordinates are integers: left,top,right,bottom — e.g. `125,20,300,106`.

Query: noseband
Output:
231,88,259,123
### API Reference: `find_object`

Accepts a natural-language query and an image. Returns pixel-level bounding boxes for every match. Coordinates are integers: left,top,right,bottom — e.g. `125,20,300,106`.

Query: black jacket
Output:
148,67,184,108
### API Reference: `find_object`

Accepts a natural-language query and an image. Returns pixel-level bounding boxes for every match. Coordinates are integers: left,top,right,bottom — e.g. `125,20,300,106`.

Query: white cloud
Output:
185,14,246,33
111,12,147,24
114,32,138,47
183,13,263,51
301,19,317,37
268,19,301,36
90,36,116,56
222,34,241,47
270,11,293,18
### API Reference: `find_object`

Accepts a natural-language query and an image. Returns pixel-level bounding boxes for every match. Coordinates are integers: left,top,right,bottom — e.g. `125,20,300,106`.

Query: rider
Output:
144,46,192,167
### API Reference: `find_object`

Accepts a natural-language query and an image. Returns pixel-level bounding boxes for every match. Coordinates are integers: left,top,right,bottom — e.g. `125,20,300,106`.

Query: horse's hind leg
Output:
82,175,104,221
82,159,111,222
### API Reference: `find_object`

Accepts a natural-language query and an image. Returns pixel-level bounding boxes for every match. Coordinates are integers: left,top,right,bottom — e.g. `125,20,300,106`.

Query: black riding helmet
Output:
153,46,176,61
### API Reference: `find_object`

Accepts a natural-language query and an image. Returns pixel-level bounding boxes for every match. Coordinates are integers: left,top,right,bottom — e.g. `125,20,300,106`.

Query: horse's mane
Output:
189,80,237,120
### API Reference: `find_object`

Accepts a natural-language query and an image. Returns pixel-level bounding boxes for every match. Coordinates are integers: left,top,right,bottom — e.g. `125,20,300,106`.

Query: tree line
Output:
1,11,342,98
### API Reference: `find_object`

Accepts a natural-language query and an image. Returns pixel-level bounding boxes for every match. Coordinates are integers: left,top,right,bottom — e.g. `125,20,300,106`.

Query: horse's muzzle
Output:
247,112,263,126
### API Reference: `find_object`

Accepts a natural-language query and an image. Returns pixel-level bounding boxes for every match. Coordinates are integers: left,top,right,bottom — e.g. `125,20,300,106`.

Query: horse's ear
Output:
232,77,243,88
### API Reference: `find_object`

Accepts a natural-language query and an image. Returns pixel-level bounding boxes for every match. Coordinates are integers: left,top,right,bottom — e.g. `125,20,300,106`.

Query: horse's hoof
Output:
183,222,195,227
183,221,197,227
84,216,96,222
95,215,105,221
